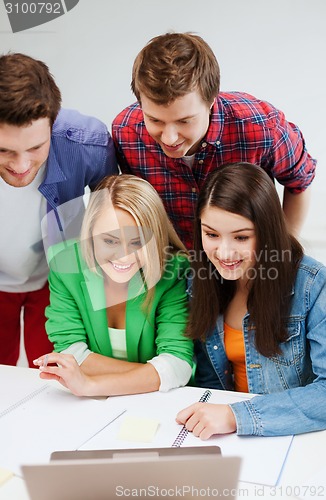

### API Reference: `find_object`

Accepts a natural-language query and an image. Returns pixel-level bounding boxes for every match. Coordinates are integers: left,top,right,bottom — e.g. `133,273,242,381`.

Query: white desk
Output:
0,365,325,500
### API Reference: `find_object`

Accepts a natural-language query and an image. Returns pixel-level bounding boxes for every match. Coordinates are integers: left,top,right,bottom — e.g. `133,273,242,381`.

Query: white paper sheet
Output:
0,384,125,476
0,366,46,414
0,367,293,487
296,467,326,499
80,386,293,486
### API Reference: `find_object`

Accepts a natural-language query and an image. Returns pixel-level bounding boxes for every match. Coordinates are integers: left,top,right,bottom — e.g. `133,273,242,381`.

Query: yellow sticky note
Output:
0,467,13,486
118,415,160,442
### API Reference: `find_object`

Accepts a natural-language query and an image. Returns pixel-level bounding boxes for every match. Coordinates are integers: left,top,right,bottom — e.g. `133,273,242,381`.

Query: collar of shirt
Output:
205,96,224,147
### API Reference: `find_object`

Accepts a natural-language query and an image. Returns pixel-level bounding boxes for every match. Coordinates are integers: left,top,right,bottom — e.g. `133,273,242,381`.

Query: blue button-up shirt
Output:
39,108,118,248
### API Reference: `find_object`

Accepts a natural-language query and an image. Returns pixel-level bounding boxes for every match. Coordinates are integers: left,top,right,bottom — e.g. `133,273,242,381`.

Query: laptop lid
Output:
22,447,241,500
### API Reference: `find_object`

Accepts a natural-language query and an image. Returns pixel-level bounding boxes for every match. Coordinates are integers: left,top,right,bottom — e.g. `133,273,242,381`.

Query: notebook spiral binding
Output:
171,390,212,447
0,384,49,419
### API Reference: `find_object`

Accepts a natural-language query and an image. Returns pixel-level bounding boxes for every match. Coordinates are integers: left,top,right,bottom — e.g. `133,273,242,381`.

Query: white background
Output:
1,0,325,263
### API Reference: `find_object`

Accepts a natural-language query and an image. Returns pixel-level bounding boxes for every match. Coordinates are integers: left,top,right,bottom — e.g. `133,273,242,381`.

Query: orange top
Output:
224,323,249,393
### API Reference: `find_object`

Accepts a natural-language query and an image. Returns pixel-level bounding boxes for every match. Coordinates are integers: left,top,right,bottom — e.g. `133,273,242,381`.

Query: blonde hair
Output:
80,175,187,308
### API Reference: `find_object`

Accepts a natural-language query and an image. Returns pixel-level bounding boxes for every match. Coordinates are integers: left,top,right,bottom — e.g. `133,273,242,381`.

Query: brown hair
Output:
188,162,303,357
131,32,220,105
0,52,61,127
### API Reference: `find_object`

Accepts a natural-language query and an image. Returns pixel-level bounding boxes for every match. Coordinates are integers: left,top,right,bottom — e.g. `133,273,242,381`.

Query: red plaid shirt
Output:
112,92,316,249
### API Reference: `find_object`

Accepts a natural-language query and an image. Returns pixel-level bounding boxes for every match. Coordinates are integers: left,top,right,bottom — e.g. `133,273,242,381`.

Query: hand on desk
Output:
33,352,161,397
176,403,237,440
33,353,91,397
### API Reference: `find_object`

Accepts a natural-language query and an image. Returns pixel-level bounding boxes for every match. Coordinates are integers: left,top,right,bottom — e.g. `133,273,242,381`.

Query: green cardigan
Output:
46,241,194,366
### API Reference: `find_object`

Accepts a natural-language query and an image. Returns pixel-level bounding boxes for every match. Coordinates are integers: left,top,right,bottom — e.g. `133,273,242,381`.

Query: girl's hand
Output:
176,402,237,440
33,353,92,397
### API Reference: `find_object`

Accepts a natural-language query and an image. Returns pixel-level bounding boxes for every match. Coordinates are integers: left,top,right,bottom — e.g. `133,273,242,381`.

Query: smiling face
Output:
140,90,212,158
92,205,146,285
200,206,257,284
0,118,51,187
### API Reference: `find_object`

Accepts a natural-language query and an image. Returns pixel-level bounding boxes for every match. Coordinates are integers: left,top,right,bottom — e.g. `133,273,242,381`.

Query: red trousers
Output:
0,282,53,367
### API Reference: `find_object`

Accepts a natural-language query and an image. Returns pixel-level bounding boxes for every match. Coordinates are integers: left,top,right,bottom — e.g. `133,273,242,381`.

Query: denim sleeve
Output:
230,266,326,436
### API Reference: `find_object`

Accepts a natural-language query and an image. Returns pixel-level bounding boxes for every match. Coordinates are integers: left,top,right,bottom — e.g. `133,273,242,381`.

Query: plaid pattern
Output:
112,92,316,249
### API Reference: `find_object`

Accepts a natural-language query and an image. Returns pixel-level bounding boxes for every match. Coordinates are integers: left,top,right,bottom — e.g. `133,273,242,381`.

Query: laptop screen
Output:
22,447,241,500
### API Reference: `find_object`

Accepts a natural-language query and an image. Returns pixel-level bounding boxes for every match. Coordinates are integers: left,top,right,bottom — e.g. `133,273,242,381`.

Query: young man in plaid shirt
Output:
112,32,316,249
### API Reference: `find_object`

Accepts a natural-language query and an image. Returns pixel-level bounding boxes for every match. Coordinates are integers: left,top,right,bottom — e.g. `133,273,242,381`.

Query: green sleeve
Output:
45,243,88,352
155,256,194,366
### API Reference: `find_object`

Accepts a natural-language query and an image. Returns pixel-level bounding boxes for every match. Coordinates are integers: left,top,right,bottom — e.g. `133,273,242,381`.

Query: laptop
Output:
22,447,241,500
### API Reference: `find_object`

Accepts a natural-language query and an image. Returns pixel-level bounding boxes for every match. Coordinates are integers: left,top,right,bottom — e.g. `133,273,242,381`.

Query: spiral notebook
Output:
1,367,293,488
172,389,212,447
22,387,242,500
76,386,293,486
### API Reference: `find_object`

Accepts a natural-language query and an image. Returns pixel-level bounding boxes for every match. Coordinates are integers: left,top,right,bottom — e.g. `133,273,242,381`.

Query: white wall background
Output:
1,0,325,262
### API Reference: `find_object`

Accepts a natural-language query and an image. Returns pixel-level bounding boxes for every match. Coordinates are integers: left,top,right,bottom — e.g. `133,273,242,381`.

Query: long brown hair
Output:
188,163,303,357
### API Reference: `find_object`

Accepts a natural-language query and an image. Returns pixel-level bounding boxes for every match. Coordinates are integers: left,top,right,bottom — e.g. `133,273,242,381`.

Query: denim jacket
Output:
194,255,326,436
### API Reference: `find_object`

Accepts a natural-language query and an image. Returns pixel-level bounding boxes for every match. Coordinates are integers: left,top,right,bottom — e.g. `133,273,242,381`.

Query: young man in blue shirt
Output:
0,53,118,366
